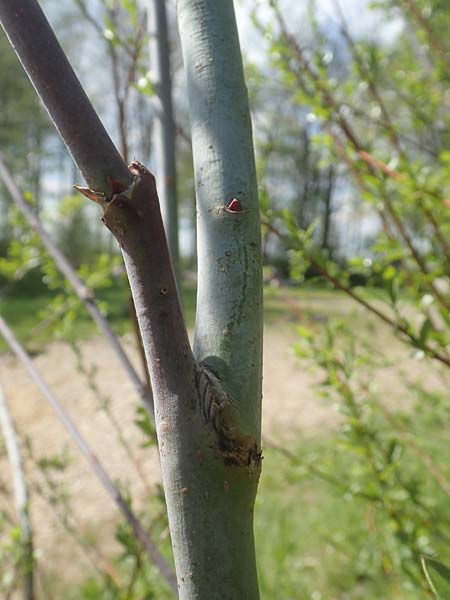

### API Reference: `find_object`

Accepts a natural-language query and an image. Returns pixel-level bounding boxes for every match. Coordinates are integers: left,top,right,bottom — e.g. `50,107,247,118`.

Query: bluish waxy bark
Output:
1,0,263,597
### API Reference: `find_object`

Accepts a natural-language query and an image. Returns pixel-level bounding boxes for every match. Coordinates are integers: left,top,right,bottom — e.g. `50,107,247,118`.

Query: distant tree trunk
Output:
321,166,335,254
148,0,179,279
1,0,263,596
0,383,34,600
300,128,311,212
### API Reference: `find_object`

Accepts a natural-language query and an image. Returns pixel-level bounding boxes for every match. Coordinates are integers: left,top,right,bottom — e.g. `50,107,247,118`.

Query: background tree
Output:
148,0,179,279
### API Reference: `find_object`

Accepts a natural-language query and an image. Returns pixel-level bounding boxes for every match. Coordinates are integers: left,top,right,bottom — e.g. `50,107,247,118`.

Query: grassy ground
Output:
1,282,448,598
67,429,450,599
0,278,374,351
0,278,197,351
256,441,447,600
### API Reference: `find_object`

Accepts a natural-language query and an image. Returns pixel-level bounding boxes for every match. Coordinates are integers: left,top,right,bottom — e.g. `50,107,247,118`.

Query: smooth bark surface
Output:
1,1,263,597
0,384,34,599
148,0,179,277
176,1,263,596
178,0,263,439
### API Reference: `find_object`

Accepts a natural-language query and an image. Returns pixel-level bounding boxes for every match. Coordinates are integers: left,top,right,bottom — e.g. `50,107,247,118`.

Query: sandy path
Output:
0,312,445,592
0,325,328,591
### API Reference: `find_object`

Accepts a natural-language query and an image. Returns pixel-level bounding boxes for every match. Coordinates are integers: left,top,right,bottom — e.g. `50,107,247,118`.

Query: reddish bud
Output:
107,176,127,196
227,198,242,212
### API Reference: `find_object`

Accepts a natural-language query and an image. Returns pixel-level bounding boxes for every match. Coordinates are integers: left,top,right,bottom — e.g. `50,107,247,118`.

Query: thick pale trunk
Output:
1,1,263,596
175,0,263,596
177,0,263,434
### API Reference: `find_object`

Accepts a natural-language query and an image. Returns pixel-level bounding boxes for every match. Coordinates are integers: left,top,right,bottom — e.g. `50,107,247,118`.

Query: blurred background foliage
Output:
1,0,450,597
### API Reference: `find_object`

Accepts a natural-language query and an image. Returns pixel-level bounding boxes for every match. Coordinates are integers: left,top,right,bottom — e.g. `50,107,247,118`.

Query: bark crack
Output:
196,364,261,473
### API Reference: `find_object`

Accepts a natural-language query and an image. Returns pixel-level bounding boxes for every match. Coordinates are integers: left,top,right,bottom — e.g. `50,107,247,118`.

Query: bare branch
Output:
0,314,177,594
0,382,34,599
0,152,154,419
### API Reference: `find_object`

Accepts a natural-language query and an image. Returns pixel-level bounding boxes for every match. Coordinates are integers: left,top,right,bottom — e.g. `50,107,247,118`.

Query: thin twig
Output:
0,153,154,420
378,403,450,500
398,0,450,75
0,382,34,599
262,219,450,369
30,478,124,590
70,340,153,495
333,0,450,267
273,5,450,310
0,314,177,594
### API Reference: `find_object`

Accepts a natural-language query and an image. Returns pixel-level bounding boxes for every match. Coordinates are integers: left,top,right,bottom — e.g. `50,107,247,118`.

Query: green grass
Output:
2,282,446,598
0,282,340,353
62,426,447,599
255,443,422,600
0,280,198,352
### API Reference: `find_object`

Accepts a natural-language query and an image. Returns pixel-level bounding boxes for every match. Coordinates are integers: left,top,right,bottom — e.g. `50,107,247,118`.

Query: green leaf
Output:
119,0,138,23
422,557,450,598
419,318,432,346
296,325,314,340
134,406,157,447
440,151,450,164
382,265,396,281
